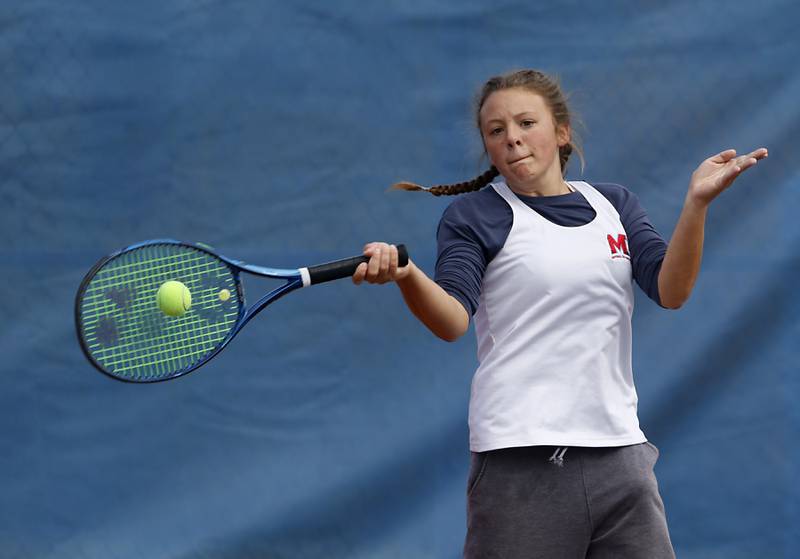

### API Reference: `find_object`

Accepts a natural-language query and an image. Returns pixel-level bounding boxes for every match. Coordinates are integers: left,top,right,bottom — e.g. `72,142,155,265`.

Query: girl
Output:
353,69,767,558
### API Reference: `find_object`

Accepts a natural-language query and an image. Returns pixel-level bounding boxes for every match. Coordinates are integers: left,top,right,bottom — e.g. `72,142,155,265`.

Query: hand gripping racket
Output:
75,239,408,383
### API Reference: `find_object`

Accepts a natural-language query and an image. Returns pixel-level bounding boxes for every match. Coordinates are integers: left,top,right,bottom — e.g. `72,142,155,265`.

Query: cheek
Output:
484,140,504,165
531,132,559,156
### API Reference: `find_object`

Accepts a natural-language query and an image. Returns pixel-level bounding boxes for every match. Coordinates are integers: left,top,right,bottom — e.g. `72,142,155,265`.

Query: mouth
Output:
508,155,531,165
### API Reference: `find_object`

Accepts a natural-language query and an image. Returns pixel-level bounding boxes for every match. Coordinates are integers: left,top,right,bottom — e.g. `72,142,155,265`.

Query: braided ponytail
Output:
391,167,499,196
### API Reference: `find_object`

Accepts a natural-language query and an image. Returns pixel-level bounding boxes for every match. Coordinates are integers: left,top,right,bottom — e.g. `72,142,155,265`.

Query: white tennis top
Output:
469,180,647,452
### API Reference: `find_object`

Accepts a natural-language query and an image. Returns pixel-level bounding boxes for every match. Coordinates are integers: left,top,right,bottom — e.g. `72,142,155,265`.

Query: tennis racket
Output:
75,239,408,383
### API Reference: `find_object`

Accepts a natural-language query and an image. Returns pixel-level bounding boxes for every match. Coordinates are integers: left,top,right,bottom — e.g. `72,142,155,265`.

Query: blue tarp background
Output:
2,2,798,557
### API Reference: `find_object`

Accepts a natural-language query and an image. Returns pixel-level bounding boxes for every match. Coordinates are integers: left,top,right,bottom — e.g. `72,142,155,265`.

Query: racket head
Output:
75,240,244,382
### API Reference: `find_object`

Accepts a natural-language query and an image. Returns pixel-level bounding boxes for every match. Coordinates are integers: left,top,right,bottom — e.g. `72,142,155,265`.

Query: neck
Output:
506,175,571,197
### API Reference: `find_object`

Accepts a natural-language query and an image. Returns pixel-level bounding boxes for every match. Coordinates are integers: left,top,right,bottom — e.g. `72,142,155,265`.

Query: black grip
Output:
307,244,409,286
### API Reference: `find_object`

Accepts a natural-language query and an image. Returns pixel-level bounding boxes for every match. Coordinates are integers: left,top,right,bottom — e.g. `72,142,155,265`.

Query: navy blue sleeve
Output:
593,183,668,307
434,188,512,316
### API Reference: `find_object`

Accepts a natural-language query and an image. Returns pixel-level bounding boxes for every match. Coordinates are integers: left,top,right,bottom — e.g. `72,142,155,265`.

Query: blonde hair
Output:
394,69,583,196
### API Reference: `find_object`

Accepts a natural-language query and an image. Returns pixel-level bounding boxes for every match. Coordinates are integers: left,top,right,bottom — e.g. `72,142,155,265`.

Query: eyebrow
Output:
482,112,538,126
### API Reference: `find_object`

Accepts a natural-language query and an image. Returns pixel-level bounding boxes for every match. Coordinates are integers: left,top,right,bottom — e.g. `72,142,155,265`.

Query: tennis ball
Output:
157,281,192,317
218,288,231,302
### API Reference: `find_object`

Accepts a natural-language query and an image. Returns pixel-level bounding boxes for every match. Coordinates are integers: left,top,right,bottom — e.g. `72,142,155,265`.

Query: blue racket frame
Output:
75,239,407,382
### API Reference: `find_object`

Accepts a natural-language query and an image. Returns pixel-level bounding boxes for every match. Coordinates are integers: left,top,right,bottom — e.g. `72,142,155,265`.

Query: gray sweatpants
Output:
464,443,675,559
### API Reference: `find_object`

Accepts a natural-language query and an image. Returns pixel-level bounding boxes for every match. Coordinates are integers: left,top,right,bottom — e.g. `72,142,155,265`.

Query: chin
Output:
512,168,540,182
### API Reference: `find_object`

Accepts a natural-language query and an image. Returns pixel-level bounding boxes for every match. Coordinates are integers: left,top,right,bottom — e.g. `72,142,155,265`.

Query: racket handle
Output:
307,244,409,285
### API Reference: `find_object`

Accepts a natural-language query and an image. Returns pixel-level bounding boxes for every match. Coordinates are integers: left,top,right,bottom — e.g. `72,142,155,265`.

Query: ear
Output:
556,123,571,147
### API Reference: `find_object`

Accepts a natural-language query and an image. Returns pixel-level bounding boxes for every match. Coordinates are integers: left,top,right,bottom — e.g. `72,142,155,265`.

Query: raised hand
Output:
688,147,768,206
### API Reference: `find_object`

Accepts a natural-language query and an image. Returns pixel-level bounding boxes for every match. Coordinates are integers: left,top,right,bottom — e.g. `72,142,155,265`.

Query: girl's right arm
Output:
352,242,469,342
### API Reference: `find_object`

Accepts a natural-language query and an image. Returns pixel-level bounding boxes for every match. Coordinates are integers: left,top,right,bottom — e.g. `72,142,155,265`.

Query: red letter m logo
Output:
607,234,629,257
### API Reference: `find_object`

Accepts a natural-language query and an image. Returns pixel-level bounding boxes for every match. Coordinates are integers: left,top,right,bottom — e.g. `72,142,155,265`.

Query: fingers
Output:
355,242,398,285
689,146,769,205
710,147,768,165
710,149,737,163
735,157,757,173
388,244,398,279
366,244,382,279
351,262,367,285
732,147,768,173
716,147,769,191
380,244,390,276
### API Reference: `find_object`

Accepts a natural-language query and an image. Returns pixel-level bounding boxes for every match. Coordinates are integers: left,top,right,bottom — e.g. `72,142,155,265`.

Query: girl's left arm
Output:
658,147,768,309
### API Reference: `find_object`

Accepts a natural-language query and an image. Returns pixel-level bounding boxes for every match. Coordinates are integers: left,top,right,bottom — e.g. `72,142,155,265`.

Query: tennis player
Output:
353,69,767,558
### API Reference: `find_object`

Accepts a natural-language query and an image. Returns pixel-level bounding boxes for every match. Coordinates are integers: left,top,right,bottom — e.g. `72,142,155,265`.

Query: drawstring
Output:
548,447,568,467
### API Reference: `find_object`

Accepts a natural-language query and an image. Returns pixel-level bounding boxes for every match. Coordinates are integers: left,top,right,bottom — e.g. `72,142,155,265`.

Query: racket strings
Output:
79,244,240,381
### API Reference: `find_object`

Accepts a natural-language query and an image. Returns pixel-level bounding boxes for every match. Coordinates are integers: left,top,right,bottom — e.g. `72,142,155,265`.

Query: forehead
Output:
479,88,550,124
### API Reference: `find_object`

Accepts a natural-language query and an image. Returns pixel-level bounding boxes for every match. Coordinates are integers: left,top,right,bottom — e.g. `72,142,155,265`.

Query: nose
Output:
506,126,523,148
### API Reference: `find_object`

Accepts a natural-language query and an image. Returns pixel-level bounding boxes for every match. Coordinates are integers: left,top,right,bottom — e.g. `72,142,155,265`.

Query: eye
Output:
488,127,503,136
521,119,535,128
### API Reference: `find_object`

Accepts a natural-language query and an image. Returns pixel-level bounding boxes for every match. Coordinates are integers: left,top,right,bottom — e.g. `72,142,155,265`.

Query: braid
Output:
391,167,499,196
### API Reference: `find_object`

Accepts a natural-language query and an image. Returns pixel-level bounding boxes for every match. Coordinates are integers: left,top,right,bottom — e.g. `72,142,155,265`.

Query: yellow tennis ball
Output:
218,288,231,302
157,281,192,317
